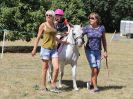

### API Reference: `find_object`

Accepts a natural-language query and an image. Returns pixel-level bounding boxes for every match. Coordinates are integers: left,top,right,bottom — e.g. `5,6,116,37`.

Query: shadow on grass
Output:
59,80,86,91
99,85,126,91
59,80,126,92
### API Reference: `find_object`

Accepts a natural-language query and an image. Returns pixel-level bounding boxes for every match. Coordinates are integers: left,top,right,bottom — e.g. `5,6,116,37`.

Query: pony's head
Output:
72,25,84,47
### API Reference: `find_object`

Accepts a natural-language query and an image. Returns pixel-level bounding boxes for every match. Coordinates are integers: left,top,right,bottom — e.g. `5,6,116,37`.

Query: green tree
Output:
51,0,86,24
0,0,133,42
111,0,133,31
82,0,116,32
82,0,133,32
0,0,50,41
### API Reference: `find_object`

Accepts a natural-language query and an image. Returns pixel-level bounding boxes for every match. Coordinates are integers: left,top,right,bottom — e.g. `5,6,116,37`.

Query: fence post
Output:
1,29,7,59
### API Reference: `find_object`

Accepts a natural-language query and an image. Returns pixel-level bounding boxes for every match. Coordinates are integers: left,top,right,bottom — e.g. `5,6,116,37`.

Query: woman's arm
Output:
102,33,107,52
55,37,69,44
102,32,108,57
31,23,45,56
64,19,71,34
66,24,71,34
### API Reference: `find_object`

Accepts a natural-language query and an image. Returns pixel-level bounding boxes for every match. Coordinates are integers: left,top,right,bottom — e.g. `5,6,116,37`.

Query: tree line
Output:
0,0,132,41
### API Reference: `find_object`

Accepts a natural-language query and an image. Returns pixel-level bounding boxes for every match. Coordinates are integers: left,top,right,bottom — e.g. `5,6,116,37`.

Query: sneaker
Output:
50,87,61,93
90,88,100,93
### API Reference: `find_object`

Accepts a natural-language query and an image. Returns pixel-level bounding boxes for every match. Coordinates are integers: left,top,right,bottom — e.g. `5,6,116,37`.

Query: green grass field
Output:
0,34,133,99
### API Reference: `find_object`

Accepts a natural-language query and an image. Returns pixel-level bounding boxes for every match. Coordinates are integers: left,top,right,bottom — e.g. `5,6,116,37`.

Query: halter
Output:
72,29,84,45
75,35,84,42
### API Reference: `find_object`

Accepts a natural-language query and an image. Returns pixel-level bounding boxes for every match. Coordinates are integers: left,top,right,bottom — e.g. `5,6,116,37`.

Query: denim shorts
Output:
85,49,101,69
40,47,58,60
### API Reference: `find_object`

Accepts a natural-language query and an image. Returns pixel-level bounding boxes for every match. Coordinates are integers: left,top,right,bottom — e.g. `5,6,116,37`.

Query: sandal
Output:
90,88,100,93
41,88,49,92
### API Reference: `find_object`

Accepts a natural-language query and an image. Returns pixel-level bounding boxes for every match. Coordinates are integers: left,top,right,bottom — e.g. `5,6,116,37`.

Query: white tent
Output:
120,20,133,36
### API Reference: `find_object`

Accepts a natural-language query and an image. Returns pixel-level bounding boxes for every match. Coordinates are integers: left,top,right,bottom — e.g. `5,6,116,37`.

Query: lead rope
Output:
101,56,109,77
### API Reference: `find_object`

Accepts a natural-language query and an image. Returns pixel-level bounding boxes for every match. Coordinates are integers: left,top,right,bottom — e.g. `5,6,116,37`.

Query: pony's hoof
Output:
58,85,63,88
74,88,79,91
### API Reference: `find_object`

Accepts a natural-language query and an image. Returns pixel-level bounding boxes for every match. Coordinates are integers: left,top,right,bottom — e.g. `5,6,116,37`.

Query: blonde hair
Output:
45,10,55,18
88,12,101,25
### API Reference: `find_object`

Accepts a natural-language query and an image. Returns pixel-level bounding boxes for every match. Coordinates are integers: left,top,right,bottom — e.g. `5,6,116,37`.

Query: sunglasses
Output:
55,14,63,16
46,14,52,17
89,17,96,20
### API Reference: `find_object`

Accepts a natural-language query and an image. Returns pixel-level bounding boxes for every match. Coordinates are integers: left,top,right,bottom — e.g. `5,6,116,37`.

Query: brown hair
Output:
88,12,101,25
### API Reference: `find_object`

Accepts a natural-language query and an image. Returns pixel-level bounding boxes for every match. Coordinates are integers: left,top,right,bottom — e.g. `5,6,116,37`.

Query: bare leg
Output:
91,67,99,89
51,57,59,88
41,59,49,89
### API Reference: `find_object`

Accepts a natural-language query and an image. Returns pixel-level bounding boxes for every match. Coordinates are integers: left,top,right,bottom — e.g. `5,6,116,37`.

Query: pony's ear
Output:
69,23,73,28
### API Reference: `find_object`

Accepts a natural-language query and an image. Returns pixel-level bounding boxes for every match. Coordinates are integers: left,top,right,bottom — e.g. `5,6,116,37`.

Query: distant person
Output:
31,10,68,93
83,12,108,92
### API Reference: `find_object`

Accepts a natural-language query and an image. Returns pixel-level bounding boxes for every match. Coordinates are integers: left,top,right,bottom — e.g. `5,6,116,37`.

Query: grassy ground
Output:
0,34,133,99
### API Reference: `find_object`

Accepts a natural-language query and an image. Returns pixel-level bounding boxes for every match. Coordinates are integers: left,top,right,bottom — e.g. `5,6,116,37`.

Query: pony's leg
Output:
47,61,53,83
71,63,79,90
59,62,65,88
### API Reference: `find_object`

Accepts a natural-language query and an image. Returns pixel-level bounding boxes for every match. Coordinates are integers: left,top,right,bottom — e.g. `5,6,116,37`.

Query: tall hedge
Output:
0,0,132,41
0,0,50,41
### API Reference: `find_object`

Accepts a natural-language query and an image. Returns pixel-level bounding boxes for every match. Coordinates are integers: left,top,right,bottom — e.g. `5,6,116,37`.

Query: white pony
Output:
48,25,84,90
